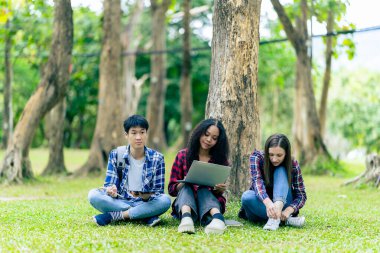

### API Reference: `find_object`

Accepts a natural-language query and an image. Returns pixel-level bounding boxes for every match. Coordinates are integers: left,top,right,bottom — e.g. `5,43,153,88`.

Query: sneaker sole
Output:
204,226,226,235
92,216,101,226
178,224,195,234
263,227,279,231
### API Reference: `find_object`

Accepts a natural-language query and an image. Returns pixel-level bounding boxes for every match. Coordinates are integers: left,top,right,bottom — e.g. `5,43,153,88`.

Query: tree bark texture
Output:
146,0,172,151
344,154,380,188
271,0,330,164
319,9,334,138
121,0,146,119
180,0,193,148
75,0,124,176
2,19,13,149
0,0,73,183
206,0,262,197
42,99,67,175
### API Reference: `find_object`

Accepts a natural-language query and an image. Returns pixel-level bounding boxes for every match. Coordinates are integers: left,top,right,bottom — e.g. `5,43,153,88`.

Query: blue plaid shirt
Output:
104,145,165,201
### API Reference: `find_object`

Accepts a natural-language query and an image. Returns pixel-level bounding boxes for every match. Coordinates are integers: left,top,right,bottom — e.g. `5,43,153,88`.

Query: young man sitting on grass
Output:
88,115,171,227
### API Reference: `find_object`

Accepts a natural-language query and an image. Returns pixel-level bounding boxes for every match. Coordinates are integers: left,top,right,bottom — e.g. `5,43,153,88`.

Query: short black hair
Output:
123,115,149,133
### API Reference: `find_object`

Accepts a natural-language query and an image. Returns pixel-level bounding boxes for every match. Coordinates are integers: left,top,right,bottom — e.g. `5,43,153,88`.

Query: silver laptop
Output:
177,160,231,187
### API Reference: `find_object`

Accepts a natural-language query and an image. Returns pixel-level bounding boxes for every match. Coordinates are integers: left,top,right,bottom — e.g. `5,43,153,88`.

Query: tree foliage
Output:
1,0,378,166
65,7,101,148
329,69,380,152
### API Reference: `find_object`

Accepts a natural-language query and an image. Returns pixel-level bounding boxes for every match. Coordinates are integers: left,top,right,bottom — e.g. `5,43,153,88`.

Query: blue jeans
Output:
241,166,293,222
88,188,171,220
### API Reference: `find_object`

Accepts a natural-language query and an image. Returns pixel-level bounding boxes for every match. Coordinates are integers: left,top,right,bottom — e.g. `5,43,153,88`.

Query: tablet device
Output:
177,160,231,187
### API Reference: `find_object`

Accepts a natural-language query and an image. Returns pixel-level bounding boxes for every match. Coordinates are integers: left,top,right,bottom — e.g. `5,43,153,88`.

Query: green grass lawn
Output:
0,149,379,252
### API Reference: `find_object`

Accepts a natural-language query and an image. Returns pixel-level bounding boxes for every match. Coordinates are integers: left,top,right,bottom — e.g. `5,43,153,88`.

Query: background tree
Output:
2,19,13,148
206,0,261,196
64,7,101,148
0,0,52,149
258,18,296,142
1,1,55,149
0,0,73,183
314,0,354,138
42,99,67,175
146,0,173,151
154,0,213,147
75,0,124,176
319,5,334,138
121,0,147,119
270,0,330,164
179,0,193,148
345,154,380,188
328,69,380,153
319,8,334,137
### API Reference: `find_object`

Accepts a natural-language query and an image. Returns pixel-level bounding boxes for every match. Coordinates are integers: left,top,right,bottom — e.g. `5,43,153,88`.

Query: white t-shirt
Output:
127,155,144,192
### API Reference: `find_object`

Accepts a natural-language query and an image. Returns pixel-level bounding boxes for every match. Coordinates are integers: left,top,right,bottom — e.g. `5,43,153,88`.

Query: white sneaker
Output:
205,218,226,234
263,218,281,231
286,216,305,227
178,217,195,234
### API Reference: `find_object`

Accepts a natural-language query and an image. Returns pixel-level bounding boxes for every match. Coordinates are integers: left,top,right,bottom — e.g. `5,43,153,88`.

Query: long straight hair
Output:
186,118,229,167
263,133,292,186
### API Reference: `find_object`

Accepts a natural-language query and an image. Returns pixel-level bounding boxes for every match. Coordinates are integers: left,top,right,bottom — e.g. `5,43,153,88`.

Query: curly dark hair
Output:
186,118,229,167
263,133,292,186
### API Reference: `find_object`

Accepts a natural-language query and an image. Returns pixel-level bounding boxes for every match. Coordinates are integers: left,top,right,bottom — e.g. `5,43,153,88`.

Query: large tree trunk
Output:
271,0,330,164
146,0,172,151
121,0,146,119
75,0,124,176
2,19,13,149
344,154,380,188
319,9,334,138
206,0,261,197
0,0,73,183
42,99,67,175
180,0,193,148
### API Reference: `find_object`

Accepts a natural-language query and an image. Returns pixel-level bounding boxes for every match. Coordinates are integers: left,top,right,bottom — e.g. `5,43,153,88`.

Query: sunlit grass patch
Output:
0,150,379,252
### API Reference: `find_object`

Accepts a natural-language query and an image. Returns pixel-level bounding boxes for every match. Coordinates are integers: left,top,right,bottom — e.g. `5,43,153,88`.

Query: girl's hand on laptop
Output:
213,183,227,194
177,182,185,191
177,177,187,191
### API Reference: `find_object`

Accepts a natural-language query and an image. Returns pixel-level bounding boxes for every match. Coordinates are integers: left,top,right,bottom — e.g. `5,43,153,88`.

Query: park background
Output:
0,0,379,252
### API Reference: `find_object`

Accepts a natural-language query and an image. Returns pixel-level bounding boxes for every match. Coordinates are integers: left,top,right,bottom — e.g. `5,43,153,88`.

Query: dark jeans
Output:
173,184,221,225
